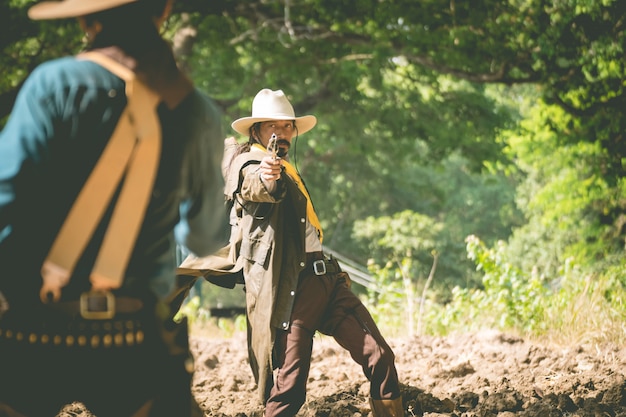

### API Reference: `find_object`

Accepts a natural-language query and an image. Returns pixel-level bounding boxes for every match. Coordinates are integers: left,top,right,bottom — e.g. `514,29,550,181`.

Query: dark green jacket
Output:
0,51,228,305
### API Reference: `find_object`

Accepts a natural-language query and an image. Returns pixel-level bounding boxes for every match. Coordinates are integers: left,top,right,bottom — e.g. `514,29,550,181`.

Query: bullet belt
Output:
301,252,341,276
0,317,146,349
0,292,149,349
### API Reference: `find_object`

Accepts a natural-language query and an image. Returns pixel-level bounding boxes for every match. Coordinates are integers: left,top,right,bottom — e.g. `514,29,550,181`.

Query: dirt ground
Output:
55,327,626,416
190,328,626,417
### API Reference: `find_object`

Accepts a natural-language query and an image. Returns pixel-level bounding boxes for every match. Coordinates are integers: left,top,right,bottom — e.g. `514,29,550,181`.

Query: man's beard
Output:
277,140,290,157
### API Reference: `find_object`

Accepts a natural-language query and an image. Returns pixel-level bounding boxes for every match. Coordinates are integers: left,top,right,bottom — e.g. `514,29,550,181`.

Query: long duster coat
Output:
179,145,310,403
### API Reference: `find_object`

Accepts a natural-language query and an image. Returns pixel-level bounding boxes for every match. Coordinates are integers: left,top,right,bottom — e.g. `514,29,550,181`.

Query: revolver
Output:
267,133,278,159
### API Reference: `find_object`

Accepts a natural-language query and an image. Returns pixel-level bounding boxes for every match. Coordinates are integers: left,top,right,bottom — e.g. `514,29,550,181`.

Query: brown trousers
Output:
264,267,401,417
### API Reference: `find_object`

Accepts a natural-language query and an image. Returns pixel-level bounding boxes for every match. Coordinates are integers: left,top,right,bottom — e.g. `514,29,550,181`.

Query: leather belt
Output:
48,293,144,320
301,252,341,276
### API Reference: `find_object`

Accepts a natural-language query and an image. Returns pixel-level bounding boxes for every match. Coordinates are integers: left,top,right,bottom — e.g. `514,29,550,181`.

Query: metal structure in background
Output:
322,246,378,292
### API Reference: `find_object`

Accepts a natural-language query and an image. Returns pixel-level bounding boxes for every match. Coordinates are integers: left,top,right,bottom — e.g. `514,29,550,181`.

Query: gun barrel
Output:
268,134,278,159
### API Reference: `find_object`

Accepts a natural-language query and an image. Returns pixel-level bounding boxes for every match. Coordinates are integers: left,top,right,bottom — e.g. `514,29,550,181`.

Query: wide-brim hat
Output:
231,89,317,136
28,0,139,20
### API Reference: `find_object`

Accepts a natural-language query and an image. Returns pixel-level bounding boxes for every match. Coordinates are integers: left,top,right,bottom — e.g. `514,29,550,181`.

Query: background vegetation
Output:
2,0,625,346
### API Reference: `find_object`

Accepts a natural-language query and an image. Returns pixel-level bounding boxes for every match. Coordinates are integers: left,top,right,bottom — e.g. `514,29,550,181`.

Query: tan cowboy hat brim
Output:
28,0,139,20
231,115,317,137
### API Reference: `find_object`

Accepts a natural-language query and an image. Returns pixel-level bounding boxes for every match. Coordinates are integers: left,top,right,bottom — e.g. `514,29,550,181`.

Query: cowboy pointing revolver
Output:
197,88,405,416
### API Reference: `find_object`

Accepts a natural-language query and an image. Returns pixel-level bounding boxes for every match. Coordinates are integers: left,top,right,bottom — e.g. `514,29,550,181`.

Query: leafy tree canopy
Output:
2,0,624,288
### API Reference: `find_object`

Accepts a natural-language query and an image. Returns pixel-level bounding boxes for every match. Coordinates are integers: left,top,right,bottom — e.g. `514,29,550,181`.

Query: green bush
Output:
365,234,626,346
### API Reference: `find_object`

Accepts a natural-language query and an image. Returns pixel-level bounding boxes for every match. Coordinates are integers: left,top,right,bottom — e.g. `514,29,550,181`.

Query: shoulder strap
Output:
40,52,162,302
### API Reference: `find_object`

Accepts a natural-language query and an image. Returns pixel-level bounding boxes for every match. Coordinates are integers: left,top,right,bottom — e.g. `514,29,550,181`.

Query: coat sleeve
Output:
237,155,286,203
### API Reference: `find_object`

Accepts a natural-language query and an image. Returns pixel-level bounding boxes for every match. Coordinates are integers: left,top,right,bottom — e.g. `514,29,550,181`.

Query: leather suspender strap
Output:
40,52,161,302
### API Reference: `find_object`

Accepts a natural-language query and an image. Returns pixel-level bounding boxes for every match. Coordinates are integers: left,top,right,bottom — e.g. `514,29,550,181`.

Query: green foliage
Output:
503,98,626,278
352,210,442,336
176,293,247,337
303,74,520,289
175,0,625,344
3,0,625,344
361,264,407,336
353,210,442,275
175,295,209,326
426,235,625,345
360,229,625,345
0,1,536,288
461,235,550,331
174,280,246,335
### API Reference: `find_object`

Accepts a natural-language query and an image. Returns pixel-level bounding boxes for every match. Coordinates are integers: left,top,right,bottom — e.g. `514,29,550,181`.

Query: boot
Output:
369,396,404,417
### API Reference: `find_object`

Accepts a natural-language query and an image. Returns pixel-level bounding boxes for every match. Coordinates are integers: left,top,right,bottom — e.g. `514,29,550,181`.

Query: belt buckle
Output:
80,290,115,320
313,259,326,275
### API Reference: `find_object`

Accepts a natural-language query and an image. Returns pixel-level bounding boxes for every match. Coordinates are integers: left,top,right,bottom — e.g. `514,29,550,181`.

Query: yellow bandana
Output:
252,144,323,242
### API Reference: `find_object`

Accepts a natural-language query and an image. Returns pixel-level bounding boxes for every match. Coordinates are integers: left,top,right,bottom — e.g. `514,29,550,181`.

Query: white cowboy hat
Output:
231,89,317,136
28,0,139,20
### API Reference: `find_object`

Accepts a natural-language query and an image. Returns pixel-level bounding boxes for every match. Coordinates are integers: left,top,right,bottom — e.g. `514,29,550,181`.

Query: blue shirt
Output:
0,56,228,303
